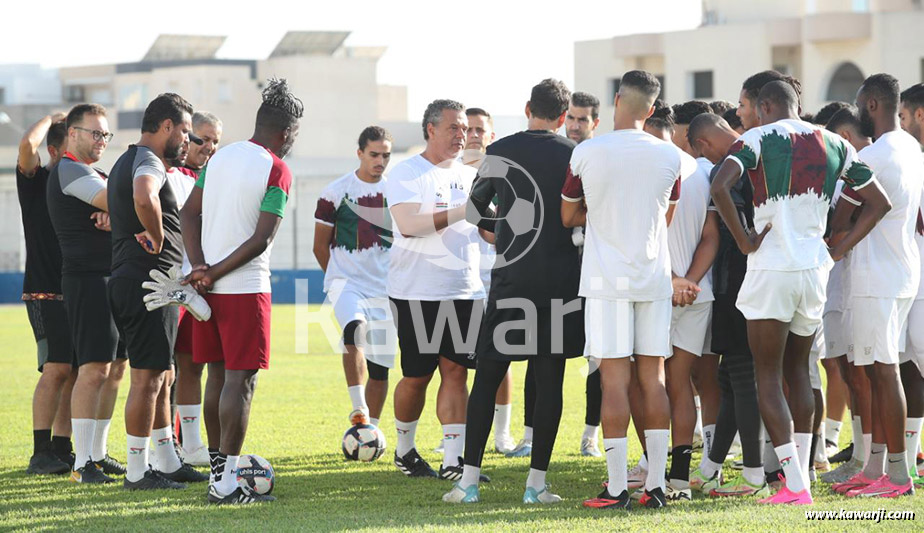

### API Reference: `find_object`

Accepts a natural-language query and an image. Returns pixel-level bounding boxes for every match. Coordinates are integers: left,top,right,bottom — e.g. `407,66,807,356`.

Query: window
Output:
119,84,148,111
64,85,85,103
826,62,864,102
0,87,5,105
610,78,621,101
773,64,791,76
217,80,231,103
852,0,869,12
692,71,713,99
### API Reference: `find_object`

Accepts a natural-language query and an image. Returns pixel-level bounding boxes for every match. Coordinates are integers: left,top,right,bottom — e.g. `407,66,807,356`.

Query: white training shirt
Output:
824,181,849,313
314,171,392,296
385,154,485,301
562,129,683,302
197,140,292,294
668,155,715,303
846,130,923,299
165,167,197,275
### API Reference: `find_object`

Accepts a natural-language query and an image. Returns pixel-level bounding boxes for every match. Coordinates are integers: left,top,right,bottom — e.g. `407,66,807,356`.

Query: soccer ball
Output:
342,423,387,462
237,454,275,495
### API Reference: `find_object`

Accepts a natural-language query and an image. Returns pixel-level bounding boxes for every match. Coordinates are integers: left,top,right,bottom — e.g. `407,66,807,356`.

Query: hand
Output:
90,212,110,231
738,224,771,254
135,230,162,254
50,112,68,123
184,268,215,294
141,267,212,321
672,277,701,307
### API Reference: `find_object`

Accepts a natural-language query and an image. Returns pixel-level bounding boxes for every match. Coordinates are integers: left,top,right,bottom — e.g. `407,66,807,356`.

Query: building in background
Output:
575,0,924,131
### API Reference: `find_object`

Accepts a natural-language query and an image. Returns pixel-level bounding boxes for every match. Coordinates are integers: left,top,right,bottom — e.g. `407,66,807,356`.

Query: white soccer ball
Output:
342,423,387,462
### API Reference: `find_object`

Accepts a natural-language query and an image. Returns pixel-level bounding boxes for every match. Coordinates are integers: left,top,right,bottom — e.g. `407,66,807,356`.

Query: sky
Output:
0,0,702,119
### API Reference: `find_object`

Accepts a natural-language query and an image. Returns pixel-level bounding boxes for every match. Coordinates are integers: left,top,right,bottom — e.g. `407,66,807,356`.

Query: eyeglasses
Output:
73,126,114,143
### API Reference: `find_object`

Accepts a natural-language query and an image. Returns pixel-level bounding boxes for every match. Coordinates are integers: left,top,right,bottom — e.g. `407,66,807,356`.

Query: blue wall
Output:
0,270,327,304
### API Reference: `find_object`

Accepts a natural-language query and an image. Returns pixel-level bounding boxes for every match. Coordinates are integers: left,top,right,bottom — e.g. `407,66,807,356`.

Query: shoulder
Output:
389,156,428,181
321,172,354,196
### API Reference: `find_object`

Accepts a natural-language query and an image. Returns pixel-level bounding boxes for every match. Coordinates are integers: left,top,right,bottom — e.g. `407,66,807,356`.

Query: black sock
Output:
810,433,819,469
766,469,782,485
669,445,693,482
33,430,52,454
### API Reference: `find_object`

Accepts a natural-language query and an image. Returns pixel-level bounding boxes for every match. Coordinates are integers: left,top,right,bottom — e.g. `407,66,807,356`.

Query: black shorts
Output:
476,298,585,361
24,299,76,372
390,298,482,378
108,277,179,371
62,274,125,366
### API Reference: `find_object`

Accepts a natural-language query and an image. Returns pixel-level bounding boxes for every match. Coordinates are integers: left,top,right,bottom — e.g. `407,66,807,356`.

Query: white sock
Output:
582,424,599,441
824,418,842,446
775,442,807,493
526,468,546,491
72,418,96,468
763,436,780,473
701,457,722,479
850,415,864,461
177,404,204,453
793,432,812,486
442,424,465,469
152,426,182,473
215,454,239,496
347,385,368,413
905,418,923,476
493,404,511,444
638,452,649,471
814,431,829,462
863,442,887,479
523,426,534,442
460,464,481,488
694,396,703,438
370,417,380,427
395,419,418,457
126,434,149,483
90,418,111,462
743,466,764,486
862,433,872,466
603,437,628,495
702,424,716,460
644,429,669,492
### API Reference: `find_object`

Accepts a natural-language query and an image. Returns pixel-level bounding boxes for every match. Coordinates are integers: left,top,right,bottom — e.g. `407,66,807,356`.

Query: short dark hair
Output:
672,101,713,126
814,101,852,126
47,120,68,149
358,126,393,151
687,113,727,147
645,99,674,132
722,107,742,130
141,93,194,134
757,80,799,111
572,91,600,120
256,77,304,132
901,83,924,112
529,78,571,121
742,70,802,104
859,73,900,112
709,100,734,116
620,70,661,100
825,106,862,133
422,99,465,140
465,107,494,128
66,103,107,129
800,112,816,123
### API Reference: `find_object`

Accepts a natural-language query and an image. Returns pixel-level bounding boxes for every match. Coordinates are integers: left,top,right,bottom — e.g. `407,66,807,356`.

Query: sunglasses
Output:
73,126,114,143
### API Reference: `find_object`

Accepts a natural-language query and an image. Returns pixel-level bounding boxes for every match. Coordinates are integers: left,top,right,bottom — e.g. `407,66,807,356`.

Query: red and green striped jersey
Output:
726,119,875,272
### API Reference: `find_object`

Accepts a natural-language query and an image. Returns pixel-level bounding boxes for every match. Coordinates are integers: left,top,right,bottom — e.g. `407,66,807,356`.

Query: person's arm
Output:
828,179,890,261
711,159,770,254
17,112,66,176
59,163,108,211
180,186,206,269
133,174,164,254
560,165,586,228
685,211,720,284
189,211,283,291
666,175,681,226
466,175,498,232
313,222,334,272
389,202,466,238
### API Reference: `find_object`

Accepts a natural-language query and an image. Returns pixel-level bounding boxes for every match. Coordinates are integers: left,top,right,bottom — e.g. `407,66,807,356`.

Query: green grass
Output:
0,304,920,532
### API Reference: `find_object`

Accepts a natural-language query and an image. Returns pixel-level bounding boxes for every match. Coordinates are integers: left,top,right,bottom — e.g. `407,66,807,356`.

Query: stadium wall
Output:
0,269,327,305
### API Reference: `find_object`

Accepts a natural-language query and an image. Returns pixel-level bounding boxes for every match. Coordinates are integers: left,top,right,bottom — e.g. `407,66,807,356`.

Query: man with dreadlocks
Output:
180,78,303,504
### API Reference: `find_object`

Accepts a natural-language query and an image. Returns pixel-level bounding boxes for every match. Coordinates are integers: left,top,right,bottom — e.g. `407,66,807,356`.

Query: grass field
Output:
0,303,921,532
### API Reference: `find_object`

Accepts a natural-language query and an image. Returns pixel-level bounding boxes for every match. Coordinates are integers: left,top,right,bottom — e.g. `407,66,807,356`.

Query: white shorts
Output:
849,296,913,367
584,298,672,359
736,266,829,337
809,325,823,389
900,299,924,378
329,285,396,369
823,310,848,359
702,314,715,356
669,301,712,357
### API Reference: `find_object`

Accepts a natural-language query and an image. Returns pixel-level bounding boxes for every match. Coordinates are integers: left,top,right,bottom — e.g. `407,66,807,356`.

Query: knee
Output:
41,364,72,386
78,363,110,386
108,360,127,382
872,363,899,384
439,362,468,386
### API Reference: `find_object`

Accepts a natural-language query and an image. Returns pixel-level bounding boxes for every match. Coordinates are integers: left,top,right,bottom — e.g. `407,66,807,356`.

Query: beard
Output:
858,109,876,139
164,138,183,161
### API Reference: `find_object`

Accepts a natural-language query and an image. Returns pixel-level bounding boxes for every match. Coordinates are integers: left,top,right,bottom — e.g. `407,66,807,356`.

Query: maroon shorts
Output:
192,293,271,370
175,306,195,355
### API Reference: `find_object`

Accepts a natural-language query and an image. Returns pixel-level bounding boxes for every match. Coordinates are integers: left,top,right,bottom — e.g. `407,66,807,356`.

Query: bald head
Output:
615,70,661,120
687,113,740,164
